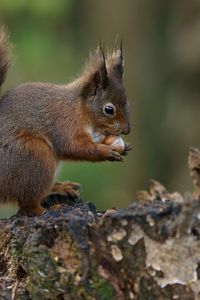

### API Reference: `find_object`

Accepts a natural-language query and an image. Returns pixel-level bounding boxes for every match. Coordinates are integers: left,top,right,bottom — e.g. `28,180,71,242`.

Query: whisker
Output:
130,123,139,127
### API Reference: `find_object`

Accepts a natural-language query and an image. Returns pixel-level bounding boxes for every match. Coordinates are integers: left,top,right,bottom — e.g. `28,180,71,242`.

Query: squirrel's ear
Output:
109,40,124,79
82,67,108,98
82,62,108,98
98,42,108,88
81,43,108,98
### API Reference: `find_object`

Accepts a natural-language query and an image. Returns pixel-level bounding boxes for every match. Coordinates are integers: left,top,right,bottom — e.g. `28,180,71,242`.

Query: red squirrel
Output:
0,28,131,216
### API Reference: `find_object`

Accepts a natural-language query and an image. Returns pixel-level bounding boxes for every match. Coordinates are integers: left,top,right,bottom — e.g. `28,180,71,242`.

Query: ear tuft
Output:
110,50,124,78
83,43,108,80
81,47,108,98
107,40,124,79
113,49,124,77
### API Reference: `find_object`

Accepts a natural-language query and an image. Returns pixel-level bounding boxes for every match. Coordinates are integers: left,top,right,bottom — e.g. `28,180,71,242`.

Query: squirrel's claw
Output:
121,143,132,156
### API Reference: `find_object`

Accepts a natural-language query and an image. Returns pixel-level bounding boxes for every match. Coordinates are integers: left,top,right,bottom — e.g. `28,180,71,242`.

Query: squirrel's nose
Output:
122,123,130,135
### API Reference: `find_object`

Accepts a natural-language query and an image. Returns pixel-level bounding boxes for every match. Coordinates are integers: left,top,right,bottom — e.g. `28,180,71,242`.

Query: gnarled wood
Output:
0,149,200,299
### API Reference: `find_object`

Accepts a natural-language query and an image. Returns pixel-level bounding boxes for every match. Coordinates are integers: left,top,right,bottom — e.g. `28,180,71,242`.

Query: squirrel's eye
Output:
103,103,116,117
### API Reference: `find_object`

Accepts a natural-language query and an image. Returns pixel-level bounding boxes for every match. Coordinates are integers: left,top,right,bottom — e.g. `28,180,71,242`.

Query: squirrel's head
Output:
80,43,130,137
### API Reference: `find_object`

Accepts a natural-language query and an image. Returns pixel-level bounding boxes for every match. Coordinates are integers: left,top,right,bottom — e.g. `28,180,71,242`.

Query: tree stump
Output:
1,148,200,300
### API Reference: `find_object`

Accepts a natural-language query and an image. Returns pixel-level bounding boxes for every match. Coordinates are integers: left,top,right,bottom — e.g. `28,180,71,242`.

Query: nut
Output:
103,135,125,154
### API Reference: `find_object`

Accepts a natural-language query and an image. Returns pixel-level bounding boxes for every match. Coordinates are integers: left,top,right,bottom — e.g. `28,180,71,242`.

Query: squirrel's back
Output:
0,28,10,88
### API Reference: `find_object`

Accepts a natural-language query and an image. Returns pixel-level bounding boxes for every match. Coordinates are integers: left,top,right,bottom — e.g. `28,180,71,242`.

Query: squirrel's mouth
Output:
103,129,122,137
87,125,122,144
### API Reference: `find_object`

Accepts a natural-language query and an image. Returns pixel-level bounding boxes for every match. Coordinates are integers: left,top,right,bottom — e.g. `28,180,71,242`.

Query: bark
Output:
1,148,200,300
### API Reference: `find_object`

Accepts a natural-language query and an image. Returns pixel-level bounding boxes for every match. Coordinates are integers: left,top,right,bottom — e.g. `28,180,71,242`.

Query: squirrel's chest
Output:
85,126,105,143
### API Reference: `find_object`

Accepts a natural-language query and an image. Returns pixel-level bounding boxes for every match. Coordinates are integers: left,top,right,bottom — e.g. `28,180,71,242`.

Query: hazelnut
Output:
103,135,125,154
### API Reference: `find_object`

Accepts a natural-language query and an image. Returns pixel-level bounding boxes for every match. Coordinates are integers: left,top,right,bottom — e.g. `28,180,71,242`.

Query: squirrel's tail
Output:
0,27,10,88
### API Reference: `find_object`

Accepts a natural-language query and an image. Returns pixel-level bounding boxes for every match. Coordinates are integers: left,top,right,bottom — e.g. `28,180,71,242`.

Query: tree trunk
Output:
1,148,200,300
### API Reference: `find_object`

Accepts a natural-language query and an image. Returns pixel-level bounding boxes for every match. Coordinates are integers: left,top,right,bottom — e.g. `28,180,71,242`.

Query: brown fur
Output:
0,29,131,215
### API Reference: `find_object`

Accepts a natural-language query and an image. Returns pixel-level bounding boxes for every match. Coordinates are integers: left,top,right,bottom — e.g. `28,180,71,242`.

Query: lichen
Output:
110,245,123,261
107,228,127,242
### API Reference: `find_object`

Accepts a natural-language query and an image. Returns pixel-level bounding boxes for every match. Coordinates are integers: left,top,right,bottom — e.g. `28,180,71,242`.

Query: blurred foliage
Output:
0,0,72,17
1,0,200,218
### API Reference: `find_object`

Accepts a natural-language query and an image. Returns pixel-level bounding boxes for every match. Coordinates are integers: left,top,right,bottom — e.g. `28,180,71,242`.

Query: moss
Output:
89,272,114,300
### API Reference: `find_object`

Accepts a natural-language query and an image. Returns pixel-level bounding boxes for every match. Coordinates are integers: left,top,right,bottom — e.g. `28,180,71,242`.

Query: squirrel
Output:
0,28,131,216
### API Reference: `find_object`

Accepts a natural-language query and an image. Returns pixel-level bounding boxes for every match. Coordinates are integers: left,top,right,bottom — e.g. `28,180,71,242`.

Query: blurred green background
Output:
0,0,200,217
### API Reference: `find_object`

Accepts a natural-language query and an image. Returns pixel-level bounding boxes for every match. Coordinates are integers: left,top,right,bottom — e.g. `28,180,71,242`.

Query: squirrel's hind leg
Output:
0,132,57,216
17,202,46,217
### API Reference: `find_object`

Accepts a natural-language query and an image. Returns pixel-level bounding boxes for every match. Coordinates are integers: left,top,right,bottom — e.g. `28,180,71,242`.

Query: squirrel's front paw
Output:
97,144,122,162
